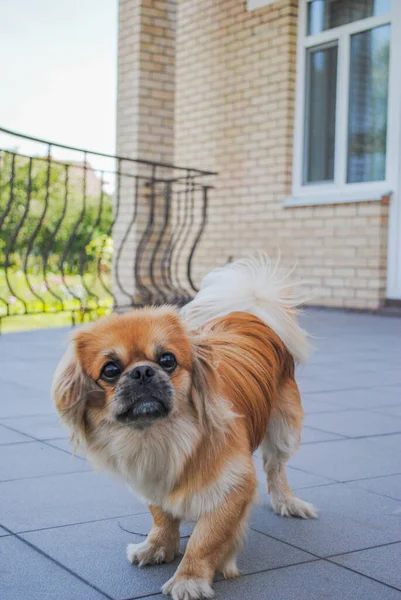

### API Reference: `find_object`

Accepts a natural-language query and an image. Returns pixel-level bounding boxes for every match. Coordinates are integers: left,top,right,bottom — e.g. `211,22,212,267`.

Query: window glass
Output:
347,24,390,183
304,44,338,183
307,0,391,36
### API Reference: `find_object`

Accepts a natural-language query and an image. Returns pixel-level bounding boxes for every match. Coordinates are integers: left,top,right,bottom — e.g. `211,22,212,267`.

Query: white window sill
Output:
283,189,392,208
247,0,276,10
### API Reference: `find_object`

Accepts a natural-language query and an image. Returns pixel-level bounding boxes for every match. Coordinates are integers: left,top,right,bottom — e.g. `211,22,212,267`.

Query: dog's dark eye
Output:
101,361,122,382
158,352,177,373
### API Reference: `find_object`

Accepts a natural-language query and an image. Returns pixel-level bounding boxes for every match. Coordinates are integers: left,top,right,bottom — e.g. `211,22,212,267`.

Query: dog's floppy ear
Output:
191,338,235,434
52,336,104,437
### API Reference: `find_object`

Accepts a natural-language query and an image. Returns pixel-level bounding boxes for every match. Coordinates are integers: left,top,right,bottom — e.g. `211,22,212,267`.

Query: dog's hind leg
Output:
261,379,317,519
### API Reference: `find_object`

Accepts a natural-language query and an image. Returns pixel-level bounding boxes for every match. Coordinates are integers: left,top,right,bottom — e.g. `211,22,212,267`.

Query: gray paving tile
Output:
213,559,401,600
0,359,60,394
22,516,178,600
304,410,401,438
250,483,401,556
301,395,346,414
0,526,10,536
0,441,90,481
368,433,401,451
0,381,53,418
253,456,335,494
298,379,347,394
318,371,401,389
22,514,315,600
331,542,401,590
44,437,86,459
301,425,345,443
0,471,146,532
284,466,336,489
0,329,68,362
306,387,401,409
290,437,401,481
0,423,33,445
374,405,401,417
379,385,401,396
1,414,68,440
0,536,106,600
0,310,401,600
371,371,401,386
350,474,401,501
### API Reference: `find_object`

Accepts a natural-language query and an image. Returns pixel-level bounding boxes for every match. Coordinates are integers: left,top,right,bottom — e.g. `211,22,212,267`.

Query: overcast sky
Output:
0,0,117,154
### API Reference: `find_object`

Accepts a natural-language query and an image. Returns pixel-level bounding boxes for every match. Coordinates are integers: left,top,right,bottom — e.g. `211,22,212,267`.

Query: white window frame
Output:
247,0,276,10
286,0,400,207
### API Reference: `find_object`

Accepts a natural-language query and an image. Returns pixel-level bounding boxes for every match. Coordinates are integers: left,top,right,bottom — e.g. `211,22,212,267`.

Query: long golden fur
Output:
52,256,317,600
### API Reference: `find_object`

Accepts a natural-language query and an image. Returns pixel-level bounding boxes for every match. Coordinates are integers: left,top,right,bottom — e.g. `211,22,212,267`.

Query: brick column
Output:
114,0,176,308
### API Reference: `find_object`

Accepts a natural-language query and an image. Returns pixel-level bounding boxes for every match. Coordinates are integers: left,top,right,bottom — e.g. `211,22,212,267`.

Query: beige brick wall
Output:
114,0,176,307
115,0,390,310
174,0,389,310
117,0,175,163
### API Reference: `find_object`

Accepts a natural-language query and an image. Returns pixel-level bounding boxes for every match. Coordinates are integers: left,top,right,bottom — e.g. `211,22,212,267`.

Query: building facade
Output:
117,0,401,309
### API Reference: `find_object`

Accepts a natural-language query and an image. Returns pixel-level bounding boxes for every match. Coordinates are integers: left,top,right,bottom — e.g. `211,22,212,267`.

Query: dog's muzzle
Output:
114,365,173,429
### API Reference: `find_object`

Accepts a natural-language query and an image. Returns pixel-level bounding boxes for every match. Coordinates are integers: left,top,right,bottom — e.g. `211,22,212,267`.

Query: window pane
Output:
347,24,390,183
304,45,338,184
307,0,391,36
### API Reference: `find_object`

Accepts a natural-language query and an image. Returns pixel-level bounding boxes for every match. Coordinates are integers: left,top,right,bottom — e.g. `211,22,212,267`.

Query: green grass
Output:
0,268,112,333
1,312,76,333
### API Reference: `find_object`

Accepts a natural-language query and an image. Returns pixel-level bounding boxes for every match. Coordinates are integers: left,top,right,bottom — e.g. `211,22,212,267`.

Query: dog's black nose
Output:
130,365,155,382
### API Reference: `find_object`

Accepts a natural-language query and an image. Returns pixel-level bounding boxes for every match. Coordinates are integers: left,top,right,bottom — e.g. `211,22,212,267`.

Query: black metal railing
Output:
0,127,214,332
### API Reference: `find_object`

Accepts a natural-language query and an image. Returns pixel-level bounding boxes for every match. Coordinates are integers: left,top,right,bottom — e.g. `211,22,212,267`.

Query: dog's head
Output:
52,307,227,443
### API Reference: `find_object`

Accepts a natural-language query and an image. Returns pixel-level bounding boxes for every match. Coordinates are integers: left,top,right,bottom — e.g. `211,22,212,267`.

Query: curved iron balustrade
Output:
0,127,215,331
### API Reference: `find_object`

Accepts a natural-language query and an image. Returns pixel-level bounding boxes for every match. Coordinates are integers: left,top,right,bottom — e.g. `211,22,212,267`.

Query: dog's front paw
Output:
127,540,177,566
221,556,240,580
162,575,215,600
270,495,318,519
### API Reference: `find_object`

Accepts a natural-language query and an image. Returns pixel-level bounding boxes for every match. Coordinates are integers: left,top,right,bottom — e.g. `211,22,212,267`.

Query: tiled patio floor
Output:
1,310,401,599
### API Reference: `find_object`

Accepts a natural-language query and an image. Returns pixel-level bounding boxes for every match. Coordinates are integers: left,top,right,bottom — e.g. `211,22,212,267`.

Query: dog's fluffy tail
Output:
181,253,310,363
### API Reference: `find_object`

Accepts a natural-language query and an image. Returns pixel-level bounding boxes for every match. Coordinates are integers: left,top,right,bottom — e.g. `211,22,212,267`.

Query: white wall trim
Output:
283,190,392,209
386,1,401,299
247,0,276,11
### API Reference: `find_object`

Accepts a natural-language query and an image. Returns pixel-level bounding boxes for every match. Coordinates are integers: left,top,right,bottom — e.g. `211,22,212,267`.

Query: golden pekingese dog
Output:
52,254,317,600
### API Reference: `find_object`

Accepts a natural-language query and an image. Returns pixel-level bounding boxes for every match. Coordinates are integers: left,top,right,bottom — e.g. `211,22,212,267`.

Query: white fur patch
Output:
162,575,215,600
221,556,240,579
127,540,174,566
262,415,300,462
181,253,310,364
164,456,253,521
85,415,200,507
270,495,318,519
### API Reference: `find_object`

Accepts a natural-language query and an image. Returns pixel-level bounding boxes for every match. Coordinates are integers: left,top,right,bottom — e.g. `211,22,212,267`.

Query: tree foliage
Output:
0,151,112,274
